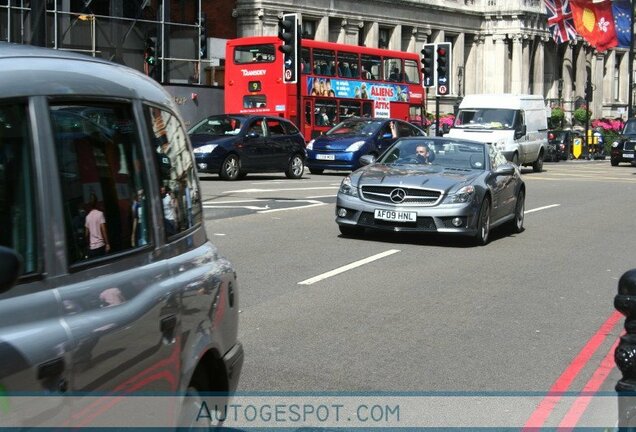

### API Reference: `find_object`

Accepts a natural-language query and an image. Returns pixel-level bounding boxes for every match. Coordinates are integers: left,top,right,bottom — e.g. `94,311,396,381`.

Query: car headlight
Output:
338,175,359,197
193,144,217,154
612,141,620,148
306,139,314,150
345,140,365,152
443,185,475,204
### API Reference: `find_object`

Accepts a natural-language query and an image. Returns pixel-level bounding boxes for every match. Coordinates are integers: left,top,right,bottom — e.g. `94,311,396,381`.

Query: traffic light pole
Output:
296,26,302,129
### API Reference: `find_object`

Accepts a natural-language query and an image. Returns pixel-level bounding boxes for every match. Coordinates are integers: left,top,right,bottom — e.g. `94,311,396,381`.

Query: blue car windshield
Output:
325,120,382,137
189,115,243,136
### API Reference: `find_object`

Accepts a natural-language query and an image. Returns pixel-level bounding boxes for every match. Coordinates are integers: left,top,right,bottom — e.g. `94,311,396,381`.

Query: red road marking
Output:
522,310,622,430
557,337,620,430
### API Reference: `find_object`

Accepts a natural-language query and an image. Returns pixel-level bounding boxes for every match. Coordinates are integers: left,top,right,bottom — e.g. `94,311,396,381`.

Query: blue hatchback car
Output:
305,117,426,174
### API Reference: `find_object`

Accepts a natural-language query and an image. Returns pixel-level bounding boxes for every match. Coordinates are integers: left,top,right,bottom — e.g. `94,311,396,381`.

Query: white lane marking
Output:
298,249,401,285
224,186,338,193
203,204,270,210
213,233,226,236
258,201,326,213
306,194,338,199
203,198,267,204
525,204,560,214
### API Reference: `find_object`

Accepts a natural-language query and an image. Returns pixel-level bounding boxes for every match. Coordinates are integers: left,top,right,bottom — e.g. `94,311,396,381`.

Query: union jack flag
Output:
545,0,577,44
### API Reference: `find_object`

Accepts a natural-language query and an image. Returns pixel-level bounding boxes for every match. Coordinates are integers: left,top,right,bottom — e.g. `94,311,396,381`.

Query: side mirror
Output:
494,164,515,176
359,154,376,166
0,246,22,294
381,133,393,139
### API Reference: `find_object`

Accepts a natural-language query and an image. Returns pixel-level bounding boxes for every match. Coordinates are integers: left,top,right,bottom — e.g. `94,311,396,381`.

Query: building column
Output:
492,34,507,93
532,37,546,97
593,52,605,118
314,15,329,41
453,32,465,96
510,33,523,94
574,43,587,102
619,51,629,108
521,35,530,93
339,19,363,45
483,35,495,93
413,26,431,54
603,50,616,105
389,24,402,52
562,43,574,117
363,22,379,48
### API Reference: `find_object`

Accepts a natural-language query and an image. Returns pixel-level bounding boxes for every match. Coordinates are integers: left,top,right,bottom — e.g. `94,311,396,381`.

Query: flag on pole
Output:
545,0,578,44
570,0,618,52
612,0,632,48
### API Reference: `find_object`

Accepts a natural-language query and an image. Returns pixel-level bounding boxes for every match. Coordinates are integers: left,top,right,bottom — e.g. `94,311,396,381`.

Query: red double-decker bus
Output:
225,36,425,141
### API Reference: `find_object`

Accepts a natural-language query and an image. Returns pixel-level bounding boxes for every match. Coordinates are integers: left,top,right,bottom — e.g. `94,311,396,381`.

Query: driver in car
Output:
415,144,434,164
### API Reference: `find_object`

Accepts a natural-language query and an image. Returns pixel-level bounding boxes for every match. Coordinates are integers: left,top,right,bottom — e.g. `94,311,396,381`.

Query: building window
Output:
379,28,390,49
302,20,316,39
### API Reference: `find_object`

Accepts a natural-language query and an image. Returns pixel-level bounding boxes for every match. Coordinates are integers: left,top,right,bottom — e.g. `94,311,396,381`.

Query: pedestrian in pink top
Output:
84,194,110,258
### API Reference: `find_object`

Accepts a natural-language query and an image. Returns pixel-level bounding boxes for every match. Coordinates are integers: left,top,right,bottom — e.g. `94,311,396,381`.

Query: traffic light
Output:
420,44,435,88
144,37,156,66
199,14,207,58
278,13,299,83
435,42,452,96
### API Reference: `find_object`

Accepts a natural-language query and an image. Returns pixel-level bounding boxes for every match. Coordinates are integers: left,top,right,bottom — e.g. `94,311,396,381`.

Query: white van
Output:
447,94,548,172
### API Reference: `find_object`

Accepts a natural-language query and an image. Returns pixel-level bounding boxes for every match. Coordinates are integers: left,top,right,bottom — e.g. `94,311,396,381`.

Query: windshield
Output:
325,119,383,137
454,108,517,130
378,139,486,170
624,120,636,135
189,116,243,136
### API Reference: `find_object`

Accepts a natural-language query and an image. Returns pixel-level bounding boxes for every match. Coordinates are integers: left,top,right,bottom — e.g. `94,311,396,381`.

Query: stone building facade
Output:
226,0,634,122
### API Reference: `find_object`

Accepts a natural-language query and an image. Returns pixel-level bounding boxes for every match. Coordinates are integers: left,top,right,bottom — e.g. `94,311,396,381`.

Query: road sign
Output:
573,137,583,159
438,85,448,95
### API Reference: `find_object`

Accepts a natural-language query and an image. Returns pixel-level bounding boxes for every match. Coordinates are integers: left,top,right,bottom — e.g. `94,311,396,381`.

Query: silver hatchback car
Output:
0,43,242,427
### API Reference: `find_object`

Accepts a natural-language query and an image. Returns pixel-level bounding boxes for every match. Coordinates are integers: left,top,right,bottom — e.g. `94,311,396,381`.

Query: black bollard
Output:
615,269,636,429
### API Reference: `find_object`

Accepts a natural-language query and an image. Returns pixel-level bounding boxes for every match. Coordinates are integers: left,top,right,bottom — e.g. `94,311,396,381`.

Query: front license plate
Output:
623,153,634,158
374,209,417,222
316,154,335,161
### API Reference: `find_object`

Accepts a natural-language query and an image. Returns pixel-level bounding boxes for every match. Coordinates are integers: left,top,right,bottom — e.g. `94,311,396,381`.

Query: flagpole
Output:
629,0,634,118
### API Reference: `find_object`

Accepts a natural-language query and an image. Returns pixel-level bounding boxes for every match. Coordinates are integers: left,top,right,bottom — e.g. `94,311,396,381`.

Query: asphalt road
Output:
198,160,634,427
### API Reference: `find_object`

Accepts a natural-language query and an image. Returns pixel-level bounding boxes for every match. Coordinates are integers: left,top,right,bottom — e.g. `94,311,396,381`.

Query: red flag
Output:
570,0,618,52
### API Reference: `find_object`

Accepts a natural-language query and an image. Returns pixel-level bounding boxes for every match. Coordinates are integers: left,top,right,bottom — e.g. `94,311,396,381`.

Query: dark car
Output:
611,118,636,166
335,137,525,245
305,117,426,174
547,129,580,162
189,114,306,180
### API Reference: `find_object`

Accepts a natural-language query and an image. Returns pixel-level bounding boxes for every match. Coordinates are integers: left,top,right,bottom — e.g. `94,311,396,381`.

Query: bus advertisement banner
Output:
307,77,409,103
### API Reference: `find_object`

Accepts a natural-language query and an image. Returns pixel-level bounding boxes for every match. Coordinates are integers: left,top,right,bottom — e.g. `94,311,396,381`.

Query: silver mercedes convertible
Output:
335,137,526,245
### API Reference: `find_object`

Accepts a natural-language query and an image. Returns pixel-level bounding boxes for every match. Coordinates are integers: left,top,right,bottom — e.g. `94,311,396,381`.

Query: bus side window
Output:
305,101,312,125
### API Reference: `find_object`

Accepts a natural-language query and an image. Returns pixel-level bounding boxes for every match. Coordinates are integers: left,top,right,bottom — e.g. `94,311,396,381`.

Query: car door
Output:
488,145,516,221
0,100,72,426
265,118,295,168
45,102,180,426
240,117,268,170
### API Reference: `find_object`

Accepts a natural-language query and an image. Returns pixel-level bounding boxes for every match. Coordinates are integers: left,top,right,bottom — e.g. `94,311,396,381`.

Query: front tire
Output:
611,159,619,166
219,154,240,180
510,189,525,234
474,197,491,246
532,152,544,172
285,154,304,179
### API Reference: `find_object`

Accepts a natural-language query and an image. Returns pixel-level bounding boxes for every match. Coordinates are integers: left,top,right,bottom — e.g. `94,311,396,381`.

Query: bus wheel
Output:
220,154,240,180
309,168,324,175
285,154,304,179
